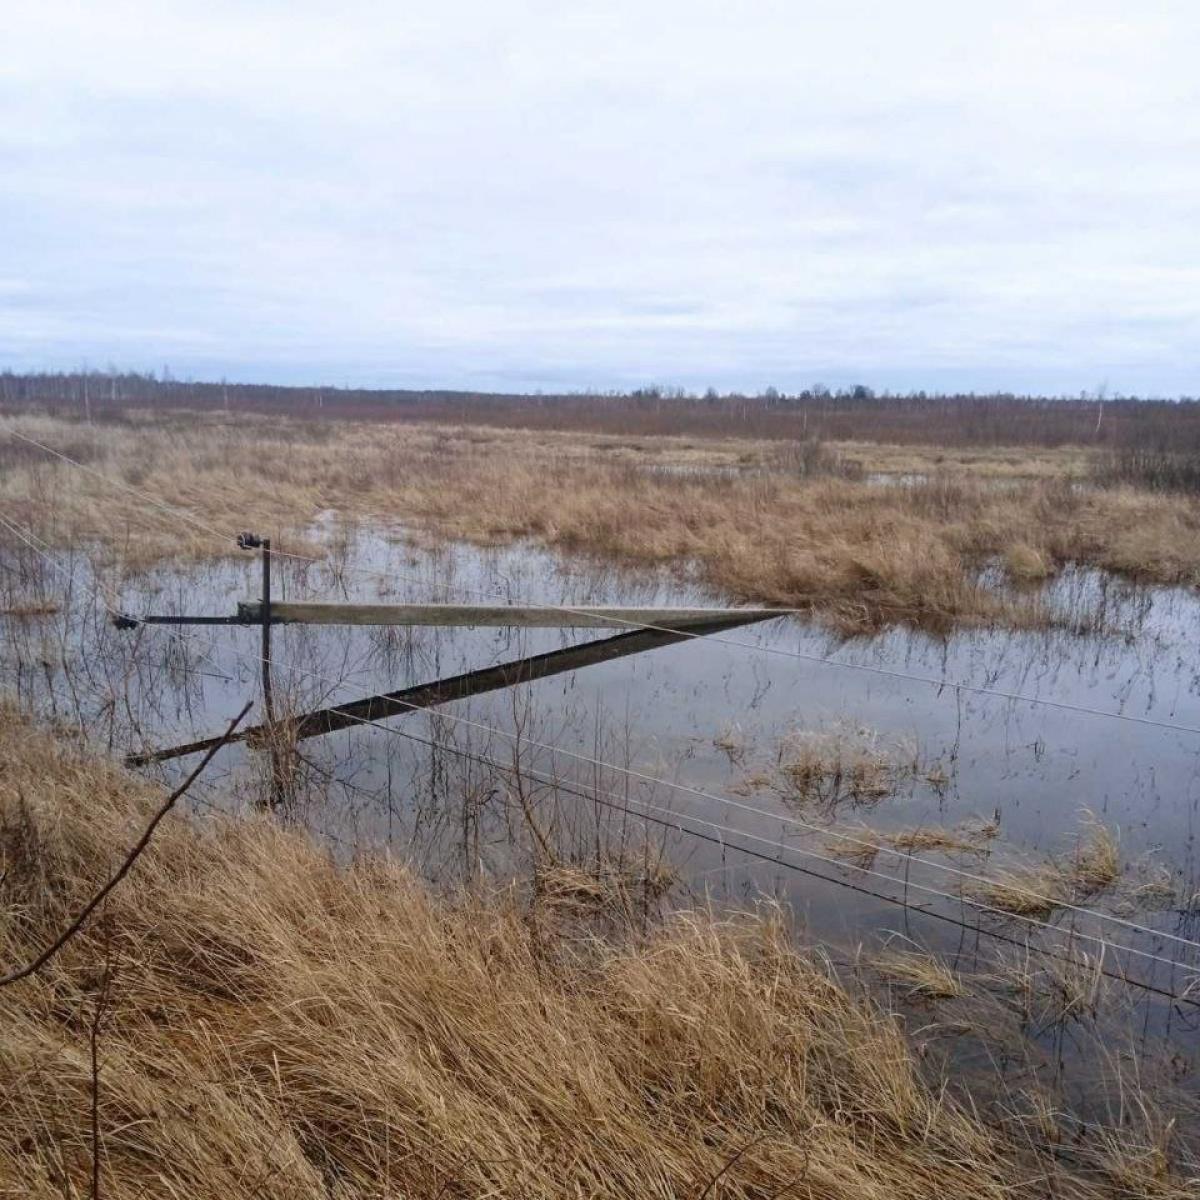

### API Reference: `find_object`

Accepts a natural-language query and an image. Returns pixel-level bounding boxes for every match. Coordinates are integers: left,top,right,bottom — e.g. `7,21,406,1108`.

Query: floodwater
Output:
5,518,1200,1104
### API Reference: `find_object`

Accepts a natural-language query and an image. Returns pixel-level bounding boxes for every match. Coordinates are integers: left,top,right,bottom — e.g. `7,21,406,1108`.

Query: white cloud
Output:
1,0,1197,393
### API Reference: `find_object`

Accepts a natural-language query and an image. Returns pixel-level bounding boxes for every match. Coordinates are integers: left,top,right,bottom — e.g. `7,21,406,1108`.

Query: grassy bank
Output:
0,706,1185,1198
2,411,1199,633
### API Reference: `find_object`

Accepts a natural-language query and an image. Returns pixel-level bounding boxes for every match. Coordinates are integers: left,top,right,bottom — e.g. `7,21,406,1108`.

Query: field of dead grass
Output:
3,704,1162,1199
1,410,1199,633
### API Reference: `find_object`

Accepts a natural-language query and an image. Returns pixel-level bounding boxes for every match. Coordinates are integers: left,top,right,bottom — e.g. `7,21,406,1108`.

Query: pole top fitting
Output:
111,613,140,630
236,531,263,550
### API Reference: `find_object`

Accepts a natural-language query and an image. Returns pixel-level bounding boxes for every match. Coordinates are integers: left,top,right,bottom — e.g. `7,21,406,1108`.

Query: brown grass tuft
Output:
887,825,990,855
1068,817,1121,895
1003,949,1104,1026
970,864,1069,920
873,948,966,1000
1004,542,1055,582
776,725,916,810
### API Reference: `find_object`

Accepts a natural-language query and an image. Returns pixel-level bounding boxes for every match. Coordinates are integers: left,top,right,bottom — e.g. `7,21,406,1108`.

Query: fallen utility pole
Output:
125,611,772,767
115,533,788,769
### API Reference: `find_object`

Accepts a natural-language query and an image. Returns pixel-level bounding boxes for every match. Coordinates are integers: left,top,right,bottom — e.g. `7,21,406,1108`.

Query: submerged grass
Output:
2,706,1187,1198
2,411,1199,634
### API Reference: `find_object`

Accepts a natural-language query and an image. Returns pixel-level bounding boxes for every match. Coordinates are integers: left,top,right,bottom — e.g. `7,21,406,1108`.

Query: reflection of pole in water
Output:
260,537,273,725
237,530,282,807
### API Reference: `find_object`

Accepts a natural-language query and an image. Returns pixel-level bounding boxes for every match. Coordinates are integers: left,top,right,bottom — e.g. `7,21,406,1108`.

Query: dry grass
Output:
834,442,1094,480
776,725,917,810
2,711,1195,1196
872,948,966,1000
824,822,992,874
0,704,1097,1200
824,839,881,870
0,599,60,617
886,825,992,855
970,863,1070,920
1002,948,1105,1026
532,858,678,922
2,411,1199,634
712,723,749,764
1069,817,1121,895
969,819,1121,919
1123,863,1180,913
1004,541,1055,582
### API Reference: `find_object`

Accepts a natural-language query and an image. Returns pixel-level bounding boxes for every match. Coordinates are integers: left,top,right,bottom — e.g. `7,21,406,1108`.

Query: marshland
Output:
3,381,1200,1197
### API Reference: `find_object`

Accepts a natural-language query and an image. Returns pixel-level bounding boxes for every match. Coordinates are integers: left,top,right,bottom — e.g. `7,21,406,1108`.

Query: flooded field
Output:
7,423,1200,1184
5,519,1200,1037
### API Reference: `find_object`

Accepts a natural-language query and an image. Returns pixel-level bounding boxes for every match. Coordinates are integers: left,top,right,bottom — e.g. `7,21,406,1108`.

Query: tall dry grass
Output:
2,411,1199,633
1,705,1180,1198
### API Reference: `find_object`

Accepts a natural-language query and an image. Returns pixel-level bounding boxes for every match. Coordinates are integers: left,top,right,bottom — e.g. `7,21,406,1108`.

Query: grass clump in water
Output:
873,946,966,1000
970,863,1070,920
1069,816,1121,895
776,724,917,812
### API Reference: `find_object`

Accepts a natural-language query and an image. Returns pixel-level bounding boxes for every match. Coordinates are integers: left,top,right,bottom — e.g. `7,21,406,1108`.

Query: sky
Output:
1,1,1198,396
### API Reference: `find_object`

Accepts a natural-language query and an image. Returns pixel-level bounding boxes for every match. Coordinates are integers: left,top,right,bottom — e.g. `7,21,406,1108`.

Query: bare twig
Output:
695,1134,769,1200
0,701,251,987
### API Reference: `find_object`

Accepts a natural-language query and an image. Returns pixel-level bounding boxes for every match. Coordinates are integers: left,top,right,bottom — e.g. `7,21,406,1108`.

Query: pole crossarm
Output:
235,601,790,629
115,603,790,630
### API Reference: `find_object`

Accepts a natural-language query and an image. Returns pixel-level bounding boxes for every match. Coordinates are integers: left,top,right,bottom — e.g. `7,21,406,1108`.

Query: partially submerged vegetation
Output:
872,946,966,1000
969,822,1125,920
4,706,1174,1199
775,725,919,809
2,392,1199,1195
1,409,1199,634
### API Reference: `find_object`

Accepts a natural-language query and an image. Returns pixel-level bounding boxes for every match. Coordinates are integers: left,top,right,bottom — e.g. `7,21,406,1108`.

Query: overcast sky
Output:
2,1,1198,395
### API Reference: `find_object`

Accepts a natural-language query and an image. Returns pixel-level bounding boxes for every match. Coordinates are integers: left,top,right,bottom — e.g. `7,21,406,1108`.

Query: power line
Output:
275,693,1200,999
3,484,1198,959
244,630,1200,958
4,503,1198,997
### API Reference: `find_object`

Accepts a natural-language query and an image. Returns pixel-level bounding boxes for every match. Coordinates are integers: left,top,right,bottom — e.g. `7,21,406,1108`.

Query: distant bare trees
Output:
2,369,1199,452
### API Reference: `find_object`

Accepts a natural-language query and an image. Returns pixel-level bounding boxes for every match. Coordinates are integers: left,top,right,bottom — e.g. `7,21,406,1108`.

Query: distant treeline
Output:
3,370,1200,452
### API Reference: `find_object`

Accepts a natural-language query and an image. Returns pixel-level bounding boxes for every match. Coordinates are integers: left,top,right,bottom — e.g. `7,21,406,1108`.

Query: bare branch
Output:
0,701,251,987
